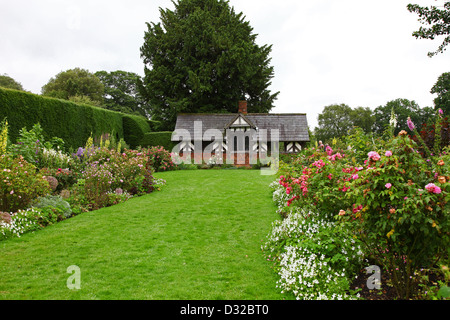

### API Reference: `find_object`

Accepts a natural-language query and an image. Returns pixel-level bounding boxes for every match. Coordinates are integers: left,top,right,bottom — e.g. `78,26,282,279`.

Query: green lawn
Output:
0,169,287,300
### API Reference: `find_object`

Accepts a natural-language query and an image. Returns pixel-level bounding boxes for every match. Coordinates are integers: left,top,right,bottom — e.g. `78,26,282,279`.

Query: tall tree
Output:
95,70,148,117
139,0,279,130
41,68,104,105
407,1,450,57
0,74,24,91
431,71,450,114
350,106,375,134
314,104,353,142
373,98,434,135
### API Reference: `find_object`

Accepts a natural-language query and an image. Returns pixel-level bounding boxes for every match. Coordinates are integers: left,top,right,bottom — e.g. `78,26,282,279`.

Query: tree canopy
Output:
139,0,279,130
373,98,437,137
431,71,450,114
314,99,435,143
0,74,24,91
41,68,104,105
407,1,450,57
314,104,355,142
95,70,148,117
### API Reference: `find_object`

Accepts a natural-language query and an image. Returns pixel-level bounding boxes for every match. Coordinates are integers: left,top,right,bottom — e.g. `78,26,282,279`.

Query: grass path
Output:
0,169,286,300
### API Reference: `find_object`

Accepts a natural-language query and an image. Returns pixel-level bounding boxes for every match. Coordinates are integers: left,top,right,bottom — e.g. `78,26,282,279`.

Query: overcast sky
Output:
0,0,448,130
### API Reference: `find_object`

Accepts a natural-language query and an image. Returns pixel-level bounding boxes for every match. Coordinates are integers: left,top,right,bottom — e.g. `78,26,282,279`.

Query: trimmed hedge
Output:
122,114,151,149
140,132,176,151
0,87,152,150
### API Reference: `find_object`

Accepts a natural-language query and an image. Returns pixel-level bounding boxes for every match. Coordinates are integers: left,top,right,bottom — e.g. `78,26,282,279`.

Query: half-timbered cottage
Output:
171,101,310,165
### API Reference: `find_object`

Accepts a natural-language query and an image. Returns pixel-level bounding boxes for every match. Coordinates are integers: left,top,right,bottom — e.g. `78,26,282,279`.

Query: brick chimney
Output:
238,100,247,114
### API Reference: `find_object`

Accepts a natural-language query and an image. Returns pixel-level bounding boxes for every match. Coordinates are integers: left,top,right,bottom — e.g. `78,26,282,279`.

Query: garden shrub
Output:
276,144,360,221
86,147,148,192
82,161,116,210
8,123,44,165
147,146,176,172
31,195,72,220
64,179,90,215
0,154,51,212
272,120,449,299
79,147,152,209
39,167,79,192
343,133,449,299
411,111,449,157
39,147,72,170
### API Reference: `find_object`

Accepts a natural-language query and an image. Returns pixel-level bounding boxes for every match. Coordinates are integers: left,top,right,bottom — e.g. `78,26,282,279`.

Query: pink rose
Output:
425,183,442,194
368,151,381,161
385,151,392,157
385,183,392,189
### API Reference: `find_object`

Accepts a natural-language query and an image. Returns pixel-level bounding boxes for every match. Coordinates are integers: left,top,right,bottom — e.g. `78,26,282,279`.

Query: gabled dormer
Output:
224,113,256,132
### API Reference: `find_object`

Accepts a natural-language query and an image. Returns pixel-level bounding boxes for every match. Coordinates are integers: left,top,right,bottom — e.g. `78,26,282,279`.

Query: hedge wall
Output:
140,132,176,151
0,87,151,150
122,114,151,149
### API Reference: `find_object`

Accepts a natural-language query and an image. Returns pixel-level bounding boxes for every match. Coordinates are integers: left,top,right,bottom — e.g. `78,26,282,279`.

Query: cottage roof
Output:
172,113,310,142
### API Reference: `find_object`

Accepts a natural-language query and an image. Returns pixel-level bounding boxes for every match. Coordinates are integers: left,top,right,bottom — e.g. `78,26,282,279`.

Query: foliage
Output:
95,70,148,117
263,186,365,299
273,107,450,299
0,74,24,91
82,160,116,210
8,123,44,164
0,208,42,240
39,147,72,170
80,147,150,209
343,134,449,299
139,0,279,130
372,98,433,136
410,113,449,157
140,131,176,151
276,144,358,221
0,118,8,155
68,94,103,107
41,68,105,104
314,104,376,143
31,195,72,220
431,72,450,114
0,87,127,150
147,146,176,172
0,154,51,212
122,114,151,149
344,126,379,164
407,1,450,57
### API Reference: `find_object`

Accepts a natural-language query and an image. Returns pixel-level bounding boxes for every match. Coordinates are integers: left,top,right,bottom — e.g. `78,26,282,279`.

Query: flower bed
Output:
264,111,450,300
0,121,173,241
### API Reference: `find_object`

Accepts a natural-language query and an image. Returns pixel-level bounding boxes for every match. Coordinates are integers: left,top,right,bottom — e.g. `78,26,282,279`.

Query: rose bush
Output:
147,146,176,172
272,119,449,299
342,134,449,299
